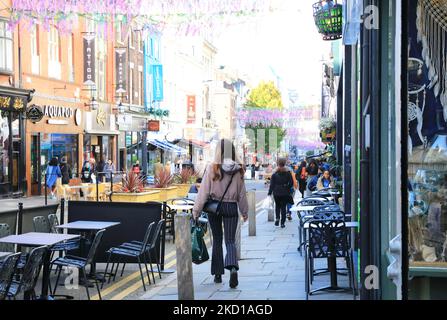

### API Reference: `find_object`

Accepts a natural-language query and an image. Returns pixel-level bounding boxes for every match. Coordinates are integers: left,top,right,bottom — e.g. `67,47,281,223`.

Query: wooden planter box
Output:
111,191,161,203
144,186,178,202
173,184,191,197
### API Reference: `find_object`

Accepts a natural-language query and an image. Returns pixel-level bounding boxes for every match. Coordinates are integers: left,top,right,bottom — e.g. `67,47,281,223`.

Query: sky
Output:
213,0,331,106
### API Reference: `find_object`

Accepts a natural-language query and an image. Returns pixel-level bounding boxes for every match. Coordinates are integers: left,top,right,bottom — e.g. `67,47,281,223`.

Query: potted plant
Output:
111,170,160,202
173,168,197,197
145,167,178,201
319,117,336,142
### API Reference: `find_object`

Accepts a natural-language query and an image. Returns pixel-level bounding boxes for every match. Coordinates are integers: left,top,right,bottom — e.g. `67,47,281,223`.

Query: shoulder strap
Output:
217,172,236,210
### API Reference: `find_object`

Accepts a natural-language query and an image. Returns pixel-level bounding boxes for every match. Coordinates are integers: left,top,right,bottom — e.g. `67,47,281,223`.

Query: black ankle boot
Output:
214,275,222,283
274,220,279,226
229,268,238,288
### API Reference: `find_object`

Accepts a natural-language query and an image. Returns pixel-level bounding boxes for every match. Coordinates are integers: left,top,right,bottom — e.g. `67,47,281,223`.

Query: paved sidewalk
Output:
0,196,58,212
140,207,357,301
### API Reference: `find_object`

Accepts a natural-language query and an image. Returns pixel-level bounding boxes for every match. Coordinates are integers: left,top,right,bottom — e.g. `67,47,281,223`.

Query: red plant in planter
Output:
154,167,175,188
120,170,145,193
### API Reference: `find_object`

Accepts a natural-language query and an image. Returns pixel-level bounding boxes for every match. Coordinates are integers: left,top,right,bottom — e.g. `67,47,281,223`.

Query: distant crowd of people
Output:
267,157,339,228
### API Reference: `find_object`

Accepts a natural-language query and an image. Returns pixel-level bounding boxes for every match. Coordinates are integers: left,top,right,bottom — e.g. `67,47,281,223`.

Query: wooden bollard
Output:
175,213,194,300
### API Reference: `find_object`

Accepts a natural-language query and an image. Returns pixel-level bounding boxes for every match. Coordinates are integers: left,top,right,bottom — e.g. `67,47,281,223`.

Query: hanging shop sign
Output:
26,104,44,123
186,95,196,124
115,48,127,94
83,33,96,86
152,64,164,101
147,120,160,132
0,95,27,112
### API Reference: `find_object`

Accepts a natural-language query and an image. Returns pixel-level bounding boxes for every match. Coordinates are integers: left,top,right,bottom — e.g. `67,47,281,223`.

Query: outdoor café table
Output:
304,221,359,292
0,232,80,300
290,205,319,213
169,204,194,212
55,220,120,281
65,184,89,200
0,251,11,258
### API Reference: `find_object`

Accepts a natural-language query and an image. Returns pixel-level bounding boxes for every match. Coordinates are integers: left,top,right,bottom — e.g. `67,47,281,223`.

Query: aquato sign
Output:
43,105,75,118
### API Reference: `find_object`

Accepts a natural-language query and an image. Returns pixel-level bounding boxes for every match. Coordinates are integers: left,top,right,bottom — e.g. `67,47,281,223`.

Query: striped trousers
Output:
208,202,239,275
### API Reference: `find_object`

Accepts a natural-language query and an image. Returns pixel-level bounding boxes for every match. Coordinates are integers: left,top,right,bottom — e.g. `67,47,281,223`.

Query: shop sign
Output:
83,33,96,86
147,120,160,132
26,104,44,123
37,105,82,126
186,95,196,124
0,95,26,112
115,48,127,94
152,64,164,102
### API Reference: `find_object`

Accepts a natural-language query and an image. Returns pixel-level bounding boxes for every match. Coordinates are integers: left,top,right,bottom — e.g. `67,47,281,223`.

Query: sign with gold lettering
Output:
0,95,27,112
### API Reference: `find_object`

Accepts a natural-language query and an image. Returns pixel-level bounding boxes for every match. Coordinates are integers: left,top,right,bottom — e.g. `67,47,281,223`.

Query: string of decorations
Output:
8,0,272,37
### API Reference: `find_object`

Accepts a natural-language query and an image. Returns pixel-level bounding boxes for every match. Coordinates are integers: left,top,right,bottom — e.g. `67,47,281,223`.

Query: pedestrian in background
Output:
305,159,319,196
268,158,294,228
46,157,62,199
297,161,307,198
104,159,115,182
193,139,248,289
317,170,335,190
59,156,71,185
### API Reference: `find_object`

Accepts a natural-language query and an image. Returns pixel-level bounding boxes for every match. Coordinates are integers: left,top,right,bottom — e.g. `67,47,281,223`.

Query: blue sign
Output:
152,64,163,102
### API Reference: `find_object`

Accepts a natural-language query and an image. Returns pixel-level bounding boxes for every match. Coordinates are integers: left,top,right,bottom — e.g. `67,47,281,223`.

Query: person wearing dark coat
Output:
59,157,71,185
268,158,294,228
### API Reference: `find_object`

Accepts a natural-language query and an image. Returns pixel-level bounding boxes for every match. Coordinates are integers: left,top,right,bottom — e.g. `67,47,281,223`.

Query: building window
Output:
48,26,61,79
116,21,122,43
0,20,13,73
139,70,143,106
129,68,133,105
30,25,40,75
68,33,74,82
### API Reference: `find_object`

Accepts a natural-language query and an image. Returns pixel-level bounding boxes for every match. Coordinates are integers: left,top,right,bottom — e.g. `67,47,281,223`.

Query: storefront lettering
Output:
43,105,75,119
0,96,11,109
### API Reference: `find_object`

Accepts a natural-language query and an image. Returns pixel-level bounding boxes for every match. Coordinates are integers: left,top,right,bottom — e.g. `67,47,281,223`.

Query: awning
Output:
180,139,210,149
148,139,188,155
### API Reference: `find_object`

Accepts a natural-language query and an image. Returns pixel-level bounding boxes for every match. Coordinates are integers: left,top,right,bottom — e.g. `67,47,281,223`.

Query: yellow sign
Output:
13,97,24,110
0,96,11,109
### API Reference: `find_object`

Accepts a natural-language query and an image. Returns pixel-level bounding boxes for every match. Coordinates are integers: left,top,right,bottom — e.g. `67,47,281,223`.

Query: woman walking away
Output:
268,158,294,228
193,139,248,289
46,157,62,199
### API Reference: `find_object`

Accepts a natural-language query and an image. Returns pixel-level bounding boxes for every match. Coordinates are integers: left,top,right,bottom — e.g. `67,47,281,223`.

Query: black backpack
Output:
273,172,292,196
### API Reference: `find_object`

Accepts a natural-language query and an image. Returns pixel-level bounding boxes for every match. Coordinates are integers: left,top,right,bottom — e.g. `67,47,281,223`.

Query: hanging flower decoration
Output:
8,0,274,37
9,0,143,34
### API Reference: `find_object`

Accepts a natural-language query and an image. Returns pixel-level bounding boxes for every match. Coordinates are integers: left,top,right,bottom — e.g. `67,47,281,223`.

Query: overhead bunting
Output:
8,0,273,37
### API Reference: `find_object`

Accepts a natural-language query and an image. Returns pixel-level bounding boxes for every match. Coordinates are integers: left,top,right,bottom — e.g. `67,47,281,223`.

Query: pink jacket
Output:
192,163,249,218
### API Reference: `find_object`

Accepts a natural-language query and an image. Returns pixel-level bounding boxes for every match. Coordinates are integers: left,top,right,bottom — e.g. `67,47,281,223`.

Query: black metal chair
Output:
0,223,14,254
296,199,327,256
103,222,155,291
7,246,47,300
51,229,105,300
118,219,165,283
47,214,80,252
0,223,28,271
305,220,356,300
312,204,341,213
0,253,20,300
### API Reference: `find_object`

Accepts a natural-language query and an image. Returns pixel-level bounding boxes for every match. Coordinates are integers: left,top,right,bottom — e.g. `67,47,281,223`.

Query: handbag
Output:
202,172,235,216
191,223,209,265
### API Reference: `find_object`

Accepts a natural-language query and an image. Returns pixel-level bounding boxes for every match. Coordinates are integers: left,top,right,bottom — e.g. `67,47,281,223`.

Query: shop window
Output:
0,111,10,184
0,20,13,73
40,134,78,179
30,25,40,75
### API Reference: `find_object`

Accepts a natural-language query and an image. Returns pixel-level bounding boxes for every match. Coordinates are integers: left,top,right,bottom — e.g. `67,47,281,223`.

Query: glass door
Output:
31,134,41,195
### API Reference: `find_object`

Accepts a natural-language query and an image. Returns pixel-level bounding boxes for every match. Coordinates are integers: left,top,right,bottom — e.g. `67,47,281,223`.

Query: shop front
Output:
84,103,119,171
26,99,84,196
0,86,34,197
117,114,148,172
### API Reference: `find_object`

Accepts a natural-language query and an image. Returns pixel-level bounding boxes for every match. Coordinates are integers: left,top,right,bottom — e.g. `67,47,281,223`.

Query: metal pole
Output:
17,202,23,253
60,198,65,225
161,202,167,270
248,190,256,236
44,173,47,206
175,212,194,300
96,175,99,202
